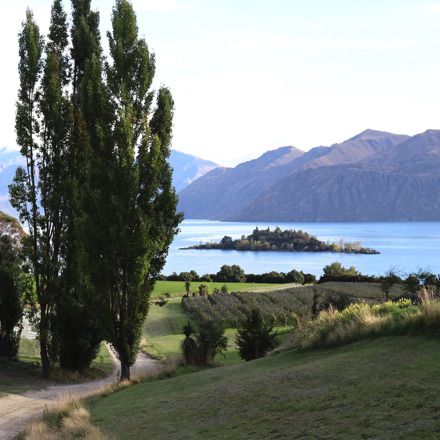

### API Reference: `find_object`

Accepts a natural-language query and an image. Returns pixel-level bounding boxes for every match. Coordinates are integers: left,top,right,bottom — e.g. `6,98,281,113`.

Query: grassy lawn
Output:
152,280,289,298
89,335,440,439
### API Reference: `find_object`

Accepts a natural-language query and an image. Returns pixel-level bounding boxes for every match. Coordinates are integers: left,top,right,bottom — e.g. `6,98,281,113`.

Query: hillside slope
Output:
232,129,440,221
89,336,440,439
177,146,305,219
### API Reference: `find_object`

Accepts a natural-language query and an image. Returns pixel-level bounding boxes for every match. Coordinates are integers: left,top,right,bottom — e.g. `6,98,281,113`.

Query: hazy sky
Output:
1,0,440,166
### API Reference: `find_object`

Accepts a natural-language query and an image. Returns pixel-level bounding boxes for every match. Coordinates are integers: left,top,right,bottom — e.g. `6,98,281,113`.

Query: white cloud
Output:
132,0,182,13
309,23,322,30
418,3,440,13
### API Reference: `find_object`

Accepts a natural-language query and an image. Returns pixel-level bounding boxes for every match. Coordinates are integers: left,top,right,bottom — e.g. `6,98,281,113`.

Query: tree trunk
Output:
120,353,130,381
39,307,51,379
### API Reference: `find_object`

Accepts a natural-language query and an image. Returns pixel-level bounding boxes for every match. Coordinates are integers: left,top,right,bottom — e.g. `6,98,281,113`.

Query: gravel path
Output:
0,347,161,440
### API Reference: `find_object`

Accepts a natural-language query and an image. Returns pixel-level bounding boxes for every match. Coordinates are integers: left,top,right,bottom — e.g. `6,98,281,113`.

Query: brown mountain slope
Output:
298,129,409,170
177,146,305,219
178,129,410,220
228,130,440,222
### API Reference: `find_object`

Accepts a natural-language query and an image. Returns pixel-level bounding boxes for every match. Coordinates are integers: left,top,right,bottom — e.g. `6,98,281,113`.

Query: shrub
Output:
200,274,212,282
179,320,228,365
179,321,197,364
294,291,440,351
236,308,278,361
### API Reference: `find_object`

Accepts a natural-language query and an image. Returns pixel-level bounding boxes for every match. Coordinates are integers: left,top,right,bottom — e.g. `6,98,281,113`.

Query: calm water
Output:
162,220,440,277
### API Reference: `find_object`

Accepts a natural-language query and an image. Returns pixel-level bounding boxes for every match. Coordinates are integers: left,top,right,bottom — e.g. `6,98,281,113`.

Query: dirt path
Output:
0,347,160,440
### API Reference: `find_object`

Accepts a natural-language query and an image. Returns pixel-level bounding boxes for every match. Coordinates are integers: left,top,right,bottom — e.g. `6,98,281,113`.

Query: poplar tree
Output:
11,9,50,376
56,0,104,372
80,0,182,380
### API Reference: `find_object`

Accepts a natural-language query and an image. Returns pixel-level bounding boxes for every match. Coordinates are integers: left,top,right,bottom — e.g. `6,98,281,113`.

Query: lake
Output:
162,220,440,278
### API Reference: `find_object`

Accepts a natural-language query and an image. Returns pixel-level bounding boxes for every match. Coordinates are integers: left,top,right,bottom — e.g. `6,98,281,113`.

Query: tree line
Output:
183,226,379,254
163,264,317,285
8,0,181,380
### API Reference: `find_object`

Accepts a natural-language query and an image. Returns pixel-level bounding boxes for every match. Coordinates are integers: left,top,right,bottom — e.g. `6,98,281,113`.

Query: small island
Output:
181,226,380,254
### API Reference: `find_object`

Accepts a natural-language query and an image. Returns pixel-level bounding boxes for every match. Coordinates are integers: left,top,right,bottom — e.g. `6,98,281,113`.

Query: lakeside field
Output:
151,280,289,297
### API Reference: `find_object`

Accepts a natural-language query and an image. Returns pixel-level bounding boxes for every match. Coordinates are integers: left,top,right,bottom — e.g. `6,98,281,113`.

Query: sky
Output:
1,0,440,167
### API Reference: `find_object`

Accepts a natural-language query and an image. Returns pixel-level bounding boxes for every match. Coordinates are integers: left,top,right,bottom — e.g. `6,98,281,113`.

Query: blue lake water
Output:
162,220,440,277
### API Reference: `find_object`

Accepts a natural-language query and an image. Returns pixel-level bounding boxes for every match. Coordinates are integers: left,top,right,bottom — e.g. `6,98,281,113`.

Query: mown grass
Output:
151,280,287,298
89,335,440,439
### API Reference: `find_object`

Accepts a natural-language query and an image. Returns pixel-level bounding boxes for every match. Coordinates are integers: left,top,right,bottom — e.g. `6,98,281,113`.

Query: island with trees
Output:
182,227,379,254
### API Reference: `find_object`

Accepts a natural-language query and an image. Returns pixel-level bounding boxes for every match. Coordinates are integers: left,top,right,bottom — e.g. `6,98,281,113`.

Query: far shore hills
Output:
177,129,440,222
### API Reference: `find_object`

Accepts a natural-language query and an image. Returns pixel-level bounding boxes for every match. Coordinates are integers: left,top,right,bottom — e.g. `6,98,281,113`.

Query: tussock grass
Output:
23,398,110,440
294,289,440,350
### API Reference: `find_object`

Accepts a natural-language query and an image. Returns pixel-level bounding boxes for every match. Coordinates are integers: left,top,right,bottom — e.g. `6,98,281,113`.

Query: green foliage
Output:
286,269,305,284
379,269,401,301
0,261,23,359
179,321,197,364
216,264,246,283
315,291,352,313
195,321,228,364
235,309,278,361
184,280,191,295
323,261,359,276
403,269,439,295
180,320,228,365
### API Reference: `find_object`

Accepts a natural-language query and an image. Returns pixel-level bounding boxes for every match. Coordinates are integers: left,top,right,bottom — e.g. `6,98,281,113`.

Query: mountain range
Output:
177,129,440,222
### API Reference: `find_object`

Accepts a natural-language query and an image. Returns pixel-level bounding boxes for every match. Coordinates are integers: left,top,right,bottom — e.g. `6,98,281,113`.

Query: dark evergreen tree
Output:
236,308,278,361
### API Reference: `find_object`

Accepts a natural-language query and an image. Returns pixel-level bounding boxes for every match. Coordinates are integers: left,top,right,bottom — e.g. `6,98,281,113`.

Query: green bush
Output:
236,308,278,361
179,320,228,365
